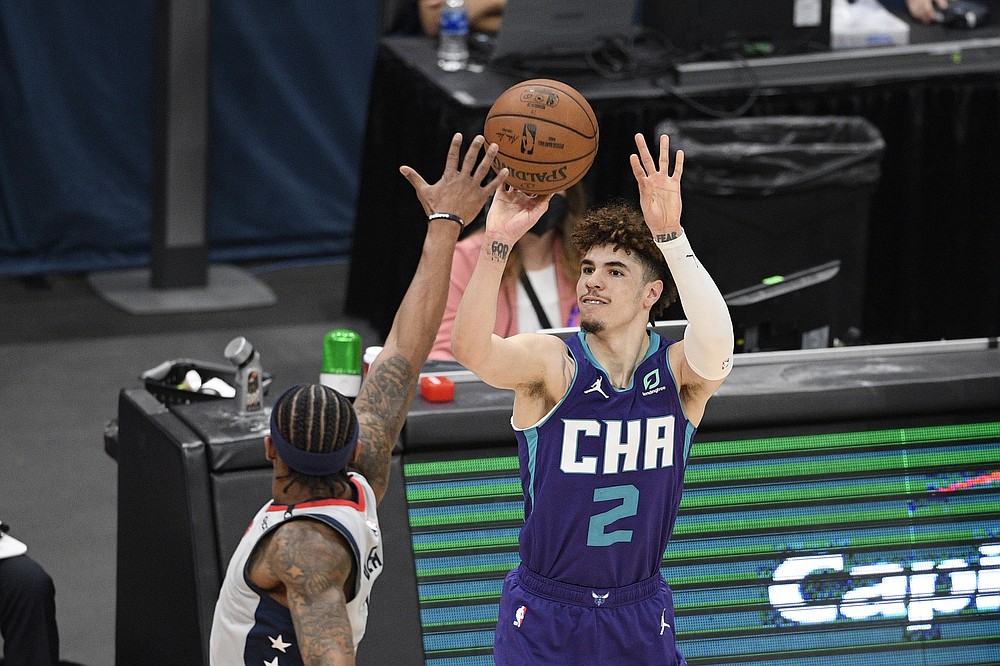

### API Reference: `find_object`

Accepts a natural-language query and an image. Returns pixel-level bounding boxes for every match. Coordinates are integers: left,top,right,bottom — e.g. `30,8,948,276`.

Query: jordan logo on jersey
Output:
584,376,609,399
660,609,671,635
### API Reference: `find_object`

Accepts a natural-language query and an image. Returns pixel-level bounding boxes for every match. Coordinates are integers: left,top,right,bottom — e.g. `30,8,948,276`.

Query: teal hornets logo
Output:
642,369,666,396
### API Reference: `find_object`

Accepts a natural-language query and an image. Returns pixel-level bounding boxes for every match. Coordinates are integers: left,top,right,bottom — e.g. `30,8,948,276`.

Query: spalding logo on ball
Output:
484,79,598,195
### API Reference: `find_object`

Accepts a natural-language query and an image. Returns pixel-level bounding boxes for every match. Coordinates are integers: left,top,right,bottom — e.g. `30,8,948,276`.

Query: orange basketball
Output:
484,79,599,196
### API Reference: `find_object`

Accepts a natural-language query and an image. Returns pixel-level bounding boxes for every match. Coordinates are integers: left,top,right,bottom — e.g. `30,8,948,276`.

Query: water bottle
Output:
224,336,264,415
437,0,469,72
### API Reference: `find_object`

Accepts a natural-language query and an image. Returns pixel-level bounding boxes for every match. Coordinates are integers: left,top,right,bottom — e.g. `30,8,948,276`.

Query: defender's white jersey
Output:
210,473,383,665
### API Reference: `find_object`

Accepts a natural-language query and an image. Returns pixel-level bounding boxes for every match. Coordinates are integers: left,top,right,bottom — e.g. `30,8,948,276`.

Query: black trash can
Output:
656,116,885,352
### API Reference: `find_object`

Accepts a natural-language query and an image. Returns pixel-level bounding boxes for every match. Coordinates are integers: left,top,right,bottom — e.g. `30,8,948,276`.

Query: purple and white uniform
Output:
494,331,693,665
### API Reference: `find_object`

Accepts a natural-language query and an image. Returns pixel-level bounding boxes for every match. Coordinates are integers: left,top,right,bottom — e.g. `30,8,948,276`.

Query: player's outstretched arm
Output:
352,134,502,503
631,133,733,422
451,183,567,390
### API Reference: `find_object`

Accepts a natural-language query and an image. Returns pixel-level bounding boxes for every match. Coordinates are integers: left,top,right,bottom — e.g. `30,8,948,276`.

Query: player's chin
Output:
580,317,604,334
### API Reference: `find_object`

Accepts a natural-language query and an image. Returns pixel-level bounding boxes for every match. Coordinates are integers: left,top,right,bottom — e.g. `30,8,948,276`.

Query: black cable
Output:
485,28,765,119
668,54,762,119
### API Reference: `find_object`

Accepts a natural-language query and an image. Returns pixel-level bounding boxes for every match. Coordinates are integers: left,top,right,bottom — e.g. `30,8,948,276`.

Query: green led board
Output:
403,422,1000,665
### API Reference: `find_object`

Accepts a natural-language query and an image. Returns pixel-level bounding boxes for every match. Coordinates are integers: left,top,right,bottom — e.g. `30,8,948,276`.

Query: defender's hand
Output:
400,133,504,226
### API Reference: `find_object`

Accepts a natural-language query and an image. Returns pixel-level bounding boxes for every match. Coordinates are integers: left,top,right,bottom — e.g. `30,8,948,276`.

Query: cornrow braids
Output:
272,384,358,495
274,384,357,455
571,200,678,320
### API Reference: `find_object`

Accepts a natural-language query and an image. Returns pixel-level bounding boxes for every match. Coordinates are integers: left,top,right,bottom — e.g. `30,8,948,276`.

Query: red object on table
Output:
420,375,455,402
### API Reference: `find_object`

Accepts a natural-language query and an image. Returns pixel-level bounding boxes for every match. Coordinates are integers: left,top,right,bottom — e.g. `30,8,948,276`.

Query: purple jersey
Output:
513,331,695,588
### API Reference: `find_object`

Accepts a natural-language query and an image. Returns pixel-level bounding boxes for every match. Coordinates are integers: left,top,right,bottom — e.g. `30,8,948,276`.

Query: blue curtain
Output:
0,1,378,275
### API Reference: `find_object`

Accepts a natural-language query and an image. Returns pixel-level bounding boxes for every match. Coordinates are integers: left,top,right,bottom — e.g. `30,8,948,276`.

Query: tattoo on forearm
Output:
351,354,417,494
656,232,679,243
490,241,510,262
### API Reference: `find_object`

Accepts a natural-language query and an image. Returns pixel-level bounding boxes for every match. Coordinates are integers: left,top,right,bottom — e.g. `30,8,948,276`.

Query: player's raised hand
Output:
630,133,684,241
484,181,553,246
400,133,503,227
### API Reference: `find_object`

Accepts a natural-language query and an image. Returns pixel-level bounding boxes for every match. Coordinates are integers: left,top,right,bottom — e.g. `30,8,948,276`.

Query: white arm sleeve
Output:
656,233,734,381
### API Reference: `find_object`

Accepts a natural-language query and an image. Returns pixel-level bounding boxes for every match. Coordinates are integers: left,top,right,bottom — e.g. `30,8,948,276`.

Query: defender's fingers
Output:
484,167,508,196
473,143,499,182
673,149,684,179
399,165,429,190
445,132,463,169
461,134,486,174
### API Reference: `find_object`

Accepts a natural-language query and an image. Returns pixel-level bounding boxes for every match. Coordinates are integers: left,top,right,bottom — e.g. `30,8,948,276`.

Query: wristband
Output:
428,212,465,229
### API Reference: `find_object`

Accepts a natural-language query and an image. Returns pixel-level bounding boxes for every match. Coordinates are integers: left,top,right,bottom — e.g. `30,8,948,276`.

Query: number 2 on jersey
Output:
587,484,638,546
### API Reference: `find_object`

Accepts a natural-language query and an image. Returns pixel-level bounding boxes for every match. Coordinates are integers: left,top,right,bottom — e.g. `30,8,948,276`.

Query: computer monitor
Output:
642,0,833,57
488,0,639,65
724,260,845,351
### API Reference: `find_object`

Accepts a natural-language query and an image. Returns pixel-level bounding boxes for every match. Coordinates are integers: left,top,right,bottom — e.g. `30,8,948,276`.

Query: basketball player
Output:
210,133,505,666
452,133,734,665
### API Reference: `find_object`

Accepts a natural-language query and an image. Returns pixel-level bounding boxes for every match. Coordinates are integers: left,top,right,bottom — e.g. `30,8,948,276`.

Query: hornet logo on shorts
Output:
513,605,527,627
592,591,610,606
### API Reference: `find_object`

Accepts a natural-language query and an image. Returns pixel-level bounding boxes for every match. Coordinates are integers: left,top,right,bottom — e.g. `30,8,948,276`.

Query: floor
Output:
0,260,379,665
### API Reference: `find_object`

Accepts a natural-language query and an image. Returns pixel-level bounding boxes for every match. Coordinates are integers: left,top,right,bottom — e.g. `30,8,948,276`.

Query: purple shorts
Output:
493,565,686,665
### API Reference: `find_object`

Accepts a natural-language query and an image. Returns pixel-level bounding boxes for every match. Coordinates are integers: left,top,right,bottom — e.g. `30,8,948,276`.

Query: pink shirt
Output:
429,233,579,361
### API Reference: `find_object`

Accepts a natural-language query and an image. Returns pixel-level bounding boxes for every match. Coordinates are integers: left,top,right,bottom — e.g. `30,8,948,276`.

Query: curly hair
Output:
571,201,678,320
272,383,357,495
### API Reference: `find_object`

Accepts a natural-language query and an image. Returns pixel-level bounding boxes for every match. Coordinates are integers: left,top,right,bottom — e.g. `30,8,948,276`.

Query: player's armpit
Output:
668,341,726,427
267,520,357,666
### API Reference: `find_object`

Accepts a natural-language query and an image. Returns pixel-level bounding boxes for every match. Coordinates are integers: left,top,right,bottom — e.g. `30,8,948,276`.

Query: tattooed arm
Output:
252,520,358,665
351,134,502,504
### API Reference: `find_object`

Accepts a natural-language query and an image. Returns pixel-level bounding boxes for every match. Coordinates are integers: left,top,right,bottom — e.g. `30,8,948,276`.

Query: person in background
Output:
0,523,60,666
451,133,733,664
418,0,505,35
428,183,587,362
209,134,503,666
881,0,949,23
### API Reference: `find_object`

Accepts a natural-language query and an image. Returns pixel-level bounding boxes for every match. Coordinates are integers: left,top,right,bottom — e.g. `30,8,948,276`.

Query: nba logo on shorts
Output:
521,124,536,155
513,605,527,627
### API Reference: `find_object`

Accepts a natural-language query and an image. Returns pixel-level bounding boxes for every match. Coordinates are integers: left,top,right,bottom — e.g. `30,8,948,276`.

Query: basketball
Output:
484,79,599,196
